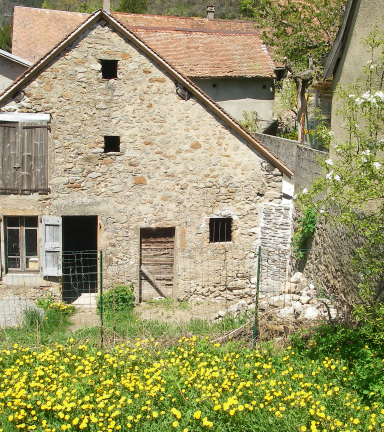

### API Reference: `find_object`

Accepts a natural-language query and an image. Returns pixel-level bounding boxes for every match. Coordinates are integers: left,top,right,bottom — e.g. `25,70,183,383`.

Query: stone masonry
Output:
0,21,293,304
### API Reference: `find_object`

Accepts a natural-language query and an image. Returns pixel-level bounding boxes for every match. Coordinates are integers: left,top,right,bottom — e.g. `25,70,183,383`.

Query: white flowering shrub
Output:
297,24,384,303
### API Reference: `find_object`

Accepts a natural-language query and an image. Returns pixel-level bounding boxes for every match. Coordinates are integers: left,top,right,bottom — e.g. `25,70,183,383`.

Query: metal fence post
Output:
253,246,261,349
99,250,104,349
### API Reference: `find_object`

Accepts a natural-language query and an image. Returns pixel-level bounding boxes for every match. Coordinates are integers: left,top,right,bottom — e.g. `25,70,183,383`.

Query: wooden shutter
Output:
42,216,62,277
0,121,48,194
0,123,18,192
21,122,48,193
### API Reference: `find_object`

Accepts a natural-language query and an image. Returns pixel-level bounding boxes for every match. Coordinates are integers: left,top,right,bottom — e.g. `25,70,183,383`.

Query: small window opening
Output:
104,136,120,153
263,84,267,89
212,83,217,88
101,60,118,79
209,217,232,243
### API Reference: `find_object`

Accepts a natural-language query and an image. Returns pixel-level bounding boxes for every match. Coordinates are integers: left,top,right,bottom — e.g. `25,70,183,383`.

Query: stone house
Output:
0,49,32,92
0,10,294,304
324,0,384,149
11,5,277,123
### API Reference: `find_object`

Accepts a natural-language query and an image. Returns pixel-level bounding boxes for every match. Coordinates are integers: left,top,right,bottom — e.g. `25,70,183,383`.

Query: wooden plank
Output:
140,265,168,298
21,126,31,192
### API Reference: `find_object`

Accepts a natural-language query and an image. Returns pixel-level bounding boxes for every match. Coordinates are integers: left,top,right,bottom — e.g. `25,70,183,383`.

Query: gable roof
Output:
1,9,293,178
323,0,357,80
11,6,275,78
0,49,32,67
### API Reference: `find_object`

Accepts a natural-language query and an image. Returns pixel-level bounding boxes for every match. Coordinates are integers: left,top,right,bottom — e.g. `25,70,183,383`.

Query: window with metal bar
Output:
209,217,232,243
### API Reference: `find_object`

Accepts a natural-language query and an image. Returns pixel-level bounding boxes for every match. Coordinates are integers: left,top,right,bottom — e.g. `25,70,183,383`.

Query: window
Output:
104,136,120,153
5,216,39,272
0,122,48,194
209,217,232,243
101,60,118,79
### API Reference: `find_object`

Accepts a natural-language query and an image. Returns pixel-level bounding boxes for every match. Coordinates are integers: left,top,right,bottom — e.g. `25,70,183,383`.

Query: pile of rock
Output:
214,272,337,321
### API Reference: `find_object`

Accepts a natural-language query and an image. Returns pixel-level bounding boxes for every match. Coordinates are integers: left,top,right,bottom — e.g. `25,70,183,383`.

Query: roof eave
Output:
323,0,357,80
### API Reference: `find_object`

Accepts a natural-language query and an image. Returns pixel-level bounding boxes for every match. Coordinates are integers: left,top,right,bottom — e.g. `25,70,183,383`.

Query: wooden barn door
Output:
140,227,175,302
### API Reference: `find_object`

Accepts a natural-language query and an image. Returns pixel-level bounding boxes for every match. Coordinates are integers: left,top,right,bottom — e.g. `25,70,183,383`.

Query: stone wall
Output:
291,211,366,314
255,133,327,193
0,22,293,304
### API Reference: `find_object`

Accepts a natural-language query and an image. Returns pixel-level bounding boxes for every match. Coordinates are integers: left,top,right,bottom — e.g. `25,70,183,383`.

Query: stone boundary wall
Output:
255,133,327,192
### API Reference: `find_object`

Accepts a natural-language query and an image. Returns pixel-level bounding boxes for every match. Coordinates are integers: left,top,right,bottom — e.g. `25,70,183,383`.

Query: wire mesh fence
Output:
0,246,334,348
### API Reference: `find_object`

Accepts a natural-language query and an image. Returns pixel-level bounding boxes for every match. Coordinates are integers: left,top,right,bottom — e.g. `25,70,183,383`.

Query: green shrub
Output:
36,294,55,310
97,283,135,313
290,323,384,398
36,294,76,317
291,206,317,259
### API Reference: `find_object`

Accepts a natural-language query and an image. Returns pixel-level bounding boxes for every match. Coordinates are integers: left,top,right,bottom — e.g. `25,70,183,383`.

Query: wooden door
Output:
140,227,175,301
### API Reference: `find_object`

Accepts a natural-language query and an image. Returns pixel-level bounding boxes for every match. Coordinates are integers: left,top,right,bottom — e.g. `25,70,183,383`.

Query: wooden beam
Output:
140,265,168,298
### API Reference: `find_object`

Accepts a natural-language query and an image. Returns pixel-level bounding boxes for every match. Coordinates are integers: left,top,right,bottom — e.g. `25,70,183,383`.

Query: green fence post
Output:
253,246,261,350
99,250,104,349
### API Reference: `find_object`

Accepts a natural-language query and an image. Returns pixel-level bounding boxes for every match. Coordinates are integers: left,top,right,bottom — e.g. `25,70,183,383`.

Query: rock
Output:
277,307,295,318
300,295,311,304
309,298,318,305
258,301,269,311
318,298,332,304
290,272,303,284
267,294,299,308
280,282,297,294
291,301,304,313
300,305,320,320
88,172,102,178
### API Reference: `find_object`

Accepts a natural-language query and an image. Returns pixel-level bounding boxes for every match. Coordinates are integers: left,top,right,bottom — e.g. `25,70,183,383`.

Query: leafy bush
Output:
36,294,76,317
291,206,317,259
290,323,384,397
36,294,55,310
97,283,135,313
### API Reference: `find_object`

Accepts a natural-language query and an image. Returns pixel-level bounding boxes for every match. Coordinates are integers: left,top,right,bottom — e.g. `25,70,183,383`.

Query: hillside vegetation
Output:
1,0,243,26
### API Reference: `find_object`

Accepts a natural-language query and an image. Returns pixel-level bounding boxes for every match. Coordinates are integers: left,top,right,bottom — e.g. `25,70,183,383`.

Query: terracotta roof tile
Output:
12,7,88,63
130,29,274,77
12,6,275,77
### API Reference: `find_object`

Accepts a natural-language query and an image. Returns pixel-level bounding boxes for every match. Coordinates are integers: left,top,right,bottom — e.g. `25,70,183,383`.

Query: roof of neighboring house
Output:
323,0,357,80
1,10,293,178
0,49,32,67
11,6,275,78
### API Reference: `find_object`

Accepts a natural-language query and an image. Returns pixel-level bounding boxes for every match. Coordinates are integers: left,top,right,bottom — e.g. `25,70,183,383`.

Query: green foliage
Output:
298,24,384,292
36,294,76,317
36,293,55,310
77,2,99,12
240,0,346,70
290,323,384,397
116,0,147,13
0,24,11,52
98,283,135,313
23,308,45,328
292,206,317,259
239,110,260,134
1,337,384,430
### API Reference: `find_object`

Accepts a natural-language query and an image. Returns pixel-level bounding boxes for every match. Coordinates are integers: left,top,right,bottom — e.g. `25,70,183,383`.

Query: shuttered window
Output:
0,121,48,194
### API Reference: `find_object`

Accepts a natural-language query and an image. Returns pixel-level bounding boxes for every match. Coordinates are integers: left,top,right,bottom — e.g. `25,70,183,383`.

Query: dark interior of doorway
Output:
62,216,97,303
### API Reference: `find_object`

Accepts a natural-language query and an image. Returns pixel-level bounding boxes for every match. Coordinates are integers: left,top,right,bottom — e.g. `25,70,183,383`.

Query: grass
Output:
0,333,383,432
0,302,252,350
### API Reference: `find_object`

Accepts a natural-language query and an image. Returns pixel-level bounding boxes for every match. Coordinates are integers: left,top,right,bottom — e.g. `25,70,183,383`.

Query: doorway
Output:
62,216,98,303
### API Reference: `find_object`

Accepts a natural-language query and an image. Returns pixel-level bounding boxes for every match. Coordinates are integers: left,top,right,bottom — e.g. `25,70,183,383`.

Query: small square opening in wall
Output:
209,217,232,243
101,60,118,79
104,136,120,153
